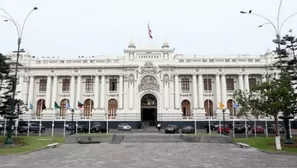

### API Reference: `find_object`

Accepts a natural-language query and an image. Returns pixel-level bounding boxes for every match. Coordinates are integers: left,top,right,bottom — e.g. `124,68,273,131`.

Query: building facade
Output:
1,41,278,127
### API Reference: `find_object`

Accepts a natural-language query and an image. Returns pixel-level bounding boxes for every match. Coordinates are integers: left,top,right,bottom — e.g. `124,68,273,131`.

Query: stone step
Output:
122,139,184,143
122,134,182,140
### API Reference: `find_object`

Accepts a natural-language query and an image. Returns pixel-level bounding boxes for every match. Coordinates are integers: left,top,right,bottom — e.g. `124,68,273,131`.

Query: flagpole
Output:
63,119,66,137
4,119,6,135
206,75,211,134
51,109,54,137
39,119,41,136
27,117,30,136
245,120,248,139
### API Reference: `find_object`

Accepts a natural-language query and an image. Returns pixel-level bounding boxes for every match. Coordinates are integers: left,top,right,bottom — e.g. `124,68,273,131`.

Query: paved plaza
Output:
0,142,297,168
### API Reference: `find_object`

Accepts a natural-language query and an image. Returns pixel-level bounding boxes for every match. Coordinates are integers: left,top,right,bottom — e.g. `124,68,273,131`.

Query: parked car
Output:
268,124,285,134
77,125,89,133
91,124,108,133
17,123,45,133
234,124,246,133
217,125,230,134
118,123,132,131
252,125,265,134
181,126,195,134
230,122,252,131
204,122,219,131
66,123,76,131
165,125,179,134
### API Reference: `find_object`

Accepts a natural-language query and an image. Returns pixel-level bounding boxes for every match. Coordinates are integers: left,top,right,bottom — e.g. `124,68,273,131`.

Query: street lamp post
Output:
240,0,297,70
222,109,226,135
70,109,75,135
0,7,38,144
240,0,297,145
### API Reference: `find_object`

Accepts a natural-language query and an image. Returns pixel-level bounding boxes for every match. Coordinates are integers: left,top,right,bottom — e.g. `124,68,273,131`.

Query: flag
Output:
148,23,153,39
54,101,60,109
29,103,33,110
66,102,70,110
233,101,239,110
219,102,224,110
78,101,84,108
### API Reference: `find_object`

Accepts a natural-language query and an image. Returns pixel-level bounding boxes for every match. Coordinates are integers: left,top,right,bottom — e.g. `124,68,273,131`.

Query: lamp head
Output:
240,11,247,14
4,19,8,22
33,7,38,10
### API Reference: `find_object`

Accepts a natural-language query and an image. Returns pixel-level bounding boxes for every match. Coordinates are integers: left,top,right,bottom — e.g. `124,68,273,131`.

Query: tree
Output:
0,53,25,115
273,33,297,144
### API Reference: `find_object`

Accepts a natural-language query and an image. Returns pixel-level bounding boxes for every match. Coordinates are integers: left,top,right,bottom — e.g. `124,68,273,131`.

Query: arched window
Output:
84,99,94,116
227,99,234,116
204,99,213,116
108,99,118,118
60,99,69,116
36,99,46,116
181,100,191,116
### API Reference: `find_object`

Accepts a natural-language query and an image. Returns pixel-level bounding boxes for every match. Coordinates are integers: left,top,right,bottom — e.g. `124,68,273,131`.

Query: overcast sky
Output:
0,0,296,58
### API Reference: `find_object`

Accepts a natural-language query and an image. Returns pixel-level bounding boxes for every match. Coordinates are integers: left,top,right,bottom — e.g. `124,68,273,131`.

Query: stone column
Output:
22,76,29,106
45,76,52,108
221,74,227,105
128,78,134,109
244,74,250,92
169,76,174,110
238,74,244,91
76,75,81,107
51,75,58,108
198,74,203,109
70,75,75,108
119,75,123,109
27,76,35,106
174,74,180,109
215,74,221,107
192,74,198,109
100,75,105,109
94,75,99,108
163,78,169,109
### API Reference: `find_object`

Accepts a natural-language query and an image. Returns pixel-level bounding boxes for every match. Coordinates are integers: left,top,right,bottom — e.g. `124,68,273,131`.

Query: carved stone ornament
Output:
138,75,159,92
163,74,169,82
140,61,158,74
129,74,134,82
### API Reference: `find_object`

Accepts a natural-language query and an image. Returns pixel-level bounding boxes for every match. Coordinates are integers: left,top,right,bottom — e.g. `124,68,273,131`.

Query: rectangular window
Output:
109,79,117,91
249,78,257,89
181,78,190,92
62,79,70,92
85,78,94,93
204,78,212,90
226,78,234,91
39,79,47,92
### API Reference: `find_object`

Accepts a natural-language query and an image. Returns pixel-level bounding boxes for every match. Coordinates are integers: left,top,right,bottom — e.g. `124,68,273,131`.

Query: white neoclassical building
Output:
1,41,278,127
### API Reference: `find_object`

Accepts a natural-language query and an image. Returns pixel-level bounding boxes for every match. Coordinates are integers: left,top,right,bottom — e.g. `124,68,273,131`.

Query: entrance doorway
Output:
141,94,157,128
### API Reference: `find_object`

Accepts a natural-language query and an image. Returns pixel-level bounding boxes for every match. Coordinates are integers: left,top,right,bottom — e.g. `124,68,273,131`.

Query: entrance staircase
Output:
120,133,184,143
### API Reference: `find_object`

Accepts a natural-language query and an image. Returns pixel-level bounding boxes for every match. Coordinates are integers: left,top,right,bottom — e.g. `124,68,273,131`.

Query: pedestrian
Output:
157,123,161,131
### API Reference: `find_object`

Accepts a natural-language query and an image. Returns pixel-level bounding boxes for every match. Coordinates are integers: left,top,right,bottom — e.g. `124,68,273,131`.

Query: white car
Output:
118,123,131,131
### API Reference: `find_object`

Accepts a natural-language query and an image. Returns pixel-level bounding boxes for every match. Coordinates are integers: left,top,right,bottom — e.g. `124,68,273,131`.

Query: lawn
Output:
0,136,64,155
233,137,297,154
74,133,112,137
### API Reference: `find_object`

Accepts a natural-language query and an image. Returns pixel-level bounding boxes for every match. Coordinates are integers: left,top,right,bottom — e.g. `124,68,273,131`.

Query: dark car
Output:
268,124,285,134
204,122,219,131
18,123,45,133
66,123,76,131
77,125,89,133
91,124,108,133
233,124,246,133
181,126,195,134
230,122,252,131
165,125,179,134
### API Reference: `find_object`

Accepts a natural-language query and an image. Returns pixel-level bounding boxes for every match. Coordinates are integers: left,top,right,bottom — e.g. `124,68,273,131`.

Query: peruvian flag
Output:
148,23,153,39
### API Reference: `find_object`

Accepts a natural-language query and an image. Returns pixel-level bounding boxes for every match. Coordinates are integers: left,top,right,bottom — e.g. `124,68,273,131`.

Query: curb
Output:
233,142,297,156
0,143,62,156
